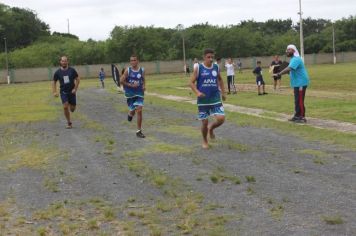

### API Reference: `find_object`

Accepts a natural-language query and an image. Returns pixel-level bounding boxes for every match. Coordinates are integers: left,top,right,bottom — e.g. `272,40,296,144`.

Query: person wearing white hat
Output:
276,45,310,123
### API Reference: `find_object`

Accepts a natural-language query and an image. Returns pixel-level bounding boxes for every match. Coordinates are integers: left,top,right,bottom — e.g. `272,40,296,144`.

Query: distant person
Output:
270,55,283,91
189,48,226,149
184,63,190,76
120,54,146,138
276,45,310,123
52,56,80,129
193,58,199,70
237,59,243,73
99,67,105,88
215,57,222,66
253,61,267,96
225,57,237,94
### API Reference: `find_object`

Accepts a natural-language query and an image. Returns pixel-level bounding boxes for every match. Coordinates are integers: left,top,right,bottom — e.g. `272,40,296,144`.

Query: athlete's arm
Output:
52,80,58,97
142,70,146,91
72,76,80,94
120,69,136,88
120,69,129,87
218,72,226,101
277,67,291,77
189,66,204,97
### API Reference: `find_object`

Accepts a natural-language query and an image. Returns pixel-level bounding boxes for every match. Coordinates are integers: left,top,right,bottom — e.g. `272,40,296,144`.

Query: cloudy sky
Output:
2,0,355,40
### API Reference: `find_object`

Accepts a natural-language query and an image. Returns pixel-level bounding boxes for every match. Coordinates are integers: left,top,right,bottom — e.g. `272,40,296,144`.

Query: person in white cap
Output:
276,45,310,123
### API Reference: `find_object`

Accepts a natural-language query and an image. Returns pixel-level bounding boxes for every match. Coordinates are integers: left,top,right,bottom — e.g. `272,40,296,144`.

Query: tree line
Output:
0,3,355,68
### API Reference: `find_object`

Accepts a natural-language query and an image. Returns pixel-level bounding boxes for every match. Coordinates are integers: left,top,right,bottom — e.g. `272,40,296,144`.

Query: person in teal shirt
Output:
277,45,310,123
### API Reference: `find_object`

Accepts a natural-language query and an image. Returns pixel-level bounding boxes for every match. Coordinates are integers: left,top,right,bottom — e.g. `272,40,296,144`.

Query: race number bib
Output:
63,76,70,84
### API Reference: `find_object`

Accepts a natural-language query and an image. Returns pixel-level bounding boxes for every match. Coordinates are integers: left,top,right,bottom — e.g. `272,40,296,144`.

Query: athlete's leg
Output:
208,115,225,139
63,102,71,124
68,94,77,113
136,106,143,130
201,119,209,149
69,105,76,112
227,76,231,93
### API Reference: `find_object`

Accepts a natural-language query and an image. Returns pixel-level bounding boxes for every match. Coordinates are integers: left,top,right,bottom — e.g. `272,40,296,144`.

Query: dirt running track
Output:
0,87,355,235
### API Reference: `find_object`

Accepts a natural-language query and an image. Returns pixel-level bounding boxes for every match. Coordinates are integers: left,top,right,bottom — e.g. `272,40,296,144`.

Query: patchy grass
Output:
160,125,201,139
245,176,256,183
209,167,241,185
270,205,284,220
322,215,344,225
299,149,329,165
74,112,105,131
43,177,60,193
216,139,249,152
0,144,63,172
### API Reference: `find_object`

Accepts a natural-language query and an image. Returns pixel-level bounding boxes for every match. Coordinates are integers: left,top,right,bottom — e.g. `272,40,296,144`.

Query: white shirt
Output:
225,63,235,76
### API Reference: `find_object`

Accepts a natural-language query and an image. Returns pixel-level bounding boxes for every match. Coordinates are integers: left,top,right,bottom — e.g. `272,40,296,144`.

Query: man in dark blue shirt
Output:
52,56,80,129
253,61,267,95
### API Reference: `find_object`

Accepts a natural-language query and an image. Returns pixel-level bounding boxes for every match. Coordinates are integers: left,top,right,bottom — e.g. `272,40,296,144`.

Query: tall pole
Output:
182,32,186,69
298,0,304,61
4,37,10,84
177,24,186,71
67,19,70,34
332,23,336,64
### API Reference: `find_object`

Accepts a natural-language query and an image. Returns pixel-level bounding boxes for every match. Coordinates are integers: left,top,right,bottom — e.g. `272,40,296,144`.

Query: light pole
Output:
4,37,10,84
177,24,186,71
298,0,304,60
332,23,336,64
67,18,70,34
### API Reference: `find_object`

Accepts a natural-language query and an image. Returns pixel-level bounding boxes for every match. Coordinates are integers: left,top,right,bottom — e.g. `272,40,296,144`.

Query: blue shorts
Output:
256,77,265,86
198,104,225,120
127,96,144,111
60,91,76,105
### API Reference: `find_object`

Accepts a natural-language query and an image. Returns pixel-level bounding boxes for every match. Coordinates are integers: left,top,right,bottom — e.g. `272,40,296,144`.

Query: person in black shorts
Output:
253,61,267,96
52,56,80,129
270,55,283,91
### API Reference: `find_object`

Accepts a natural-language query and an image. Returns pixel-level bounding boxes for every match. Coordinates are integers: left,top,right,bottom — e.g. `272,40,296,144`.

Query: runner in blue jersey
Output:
52,56,80,129
189,48,227,149
99,67,105,88
120,55,146,138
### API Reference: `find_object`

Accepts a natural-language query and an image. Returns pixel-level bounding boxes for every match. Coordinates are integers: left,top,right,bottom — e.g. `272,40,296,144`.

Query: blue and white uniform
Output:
196,63,224,120
123,67,145,111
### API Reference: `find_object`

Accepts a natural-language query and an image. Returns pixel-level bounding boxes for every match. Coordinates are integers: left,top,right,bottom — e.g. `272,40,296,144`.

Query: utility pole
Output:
177,24,186,71
67,19,70,34
298,0,304,61
332,23,336,64
4,37,10,84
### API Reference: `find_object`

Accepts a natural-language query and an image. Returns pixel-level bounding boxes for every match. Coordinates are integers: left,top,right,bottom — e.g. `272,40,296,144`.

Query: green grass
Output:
322,215,344,225
146,95,356,151
0,82,59,124
146,62,356,123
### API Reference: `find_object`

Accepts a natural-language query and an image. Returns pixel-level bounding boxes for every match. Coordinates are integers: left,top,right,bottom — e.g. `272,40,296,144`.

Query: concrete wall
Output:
1,52,356,84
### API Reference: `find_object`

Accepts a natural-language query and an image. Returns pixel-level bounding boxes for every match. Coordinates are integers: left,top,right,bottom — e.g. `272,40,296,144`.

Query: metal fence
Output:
1,52,356,84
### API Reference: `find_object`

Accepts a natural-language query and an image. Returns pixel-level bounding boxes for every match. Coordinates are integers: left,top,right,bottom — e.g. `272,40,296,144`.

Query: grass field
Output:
147,62,356,123
0,62,355,235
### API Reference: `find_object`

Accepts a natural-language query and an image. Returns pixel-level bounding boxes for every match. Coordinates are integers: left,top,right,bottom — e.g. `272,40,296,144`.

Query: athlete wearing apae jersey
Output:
120,55,146,138
190,48,226,149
